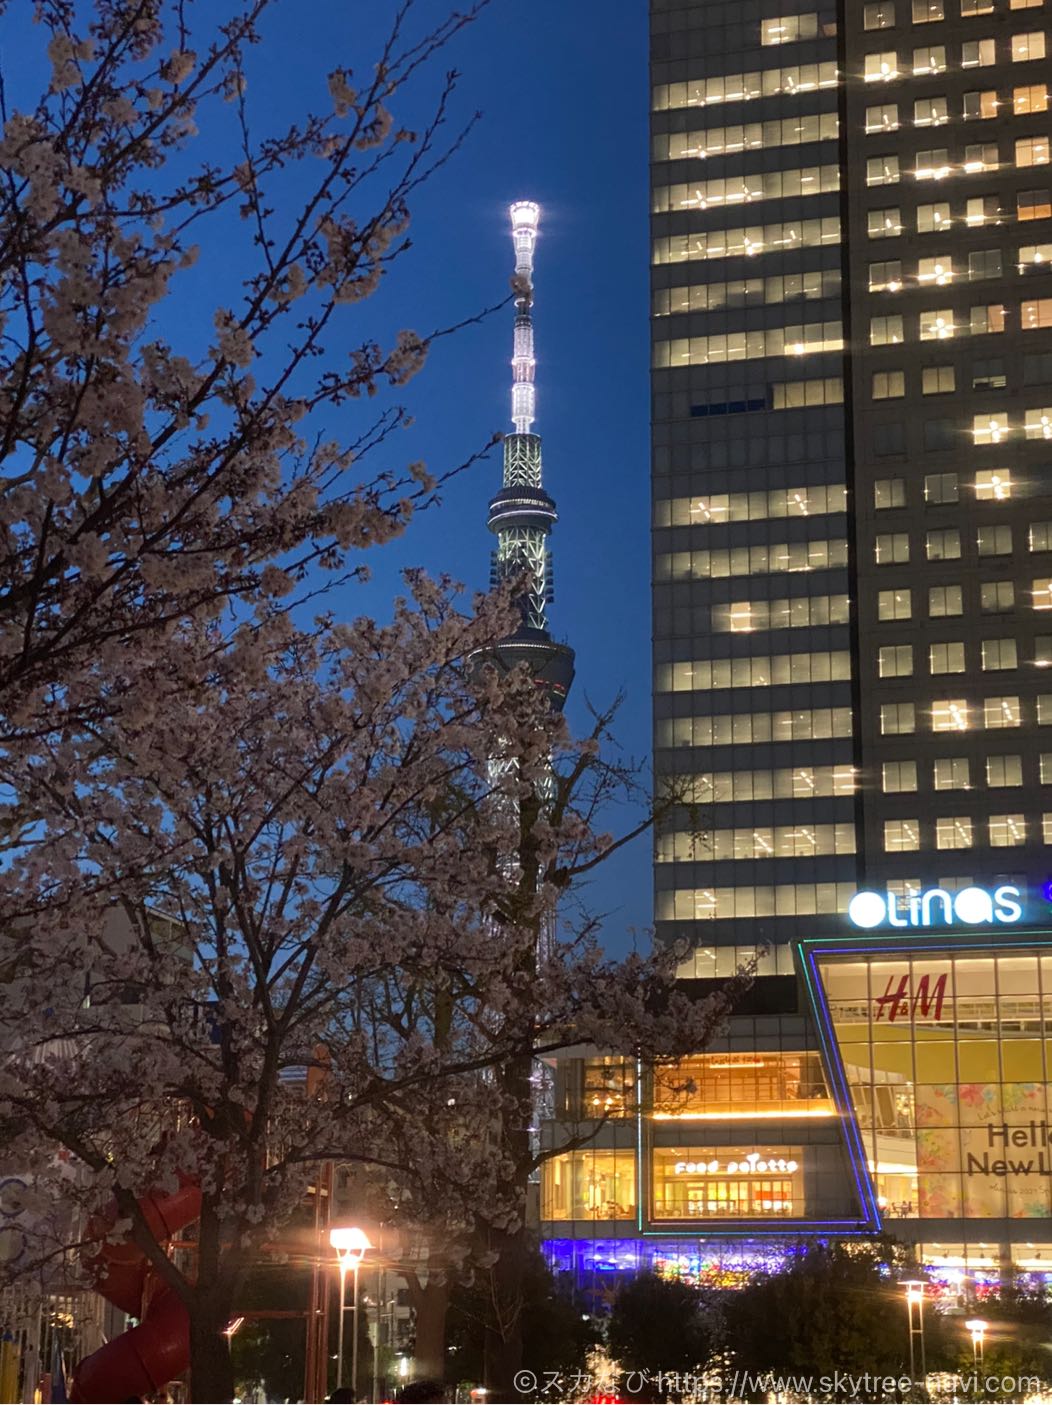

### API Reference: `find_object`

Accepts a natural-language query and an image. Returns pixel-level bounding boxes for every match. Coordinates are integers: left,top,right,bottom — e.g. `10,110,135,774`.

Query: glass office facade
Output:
818,945,1052,1220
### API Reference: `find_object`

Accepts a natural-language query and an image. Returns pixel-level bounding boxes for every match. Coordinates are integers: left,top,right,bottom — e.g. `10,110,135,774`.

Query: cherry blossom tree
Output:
0,585,733,1402
0,0,494,741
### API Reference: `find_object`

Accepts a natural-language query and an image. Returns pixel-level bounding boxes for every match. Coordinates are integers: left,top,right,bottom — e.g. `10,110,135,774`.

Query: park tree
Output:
722,1241,955,1388
606,1272,715,1401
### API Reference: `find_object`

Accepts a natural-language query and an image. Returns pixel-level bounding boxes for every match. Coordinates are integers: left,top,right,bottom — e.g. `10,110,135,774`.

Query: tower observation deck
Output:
487,201,575,712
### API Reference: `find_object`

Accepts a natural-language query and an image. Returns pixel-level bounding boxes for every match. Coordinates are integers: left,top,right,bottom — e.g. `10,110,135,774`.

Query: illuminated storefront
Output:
541,918,1052,1291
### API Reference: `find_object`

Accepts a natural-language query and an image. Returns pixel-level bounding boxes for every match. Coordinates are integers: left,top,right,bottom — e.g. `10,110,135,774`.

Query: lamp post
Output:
903,1281,927,1390
330,1226,372,1398
966,1318,988,1371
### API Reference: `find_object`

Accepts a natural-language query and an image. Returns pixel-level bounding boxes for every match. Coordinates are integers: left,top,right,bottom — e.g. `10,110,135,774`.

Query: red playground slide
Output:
71,1178,201,1403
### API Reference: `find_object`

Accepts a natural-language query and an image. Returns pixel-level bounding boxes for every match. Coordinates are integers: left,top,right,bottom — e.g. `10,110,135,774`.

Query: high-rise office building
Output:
653,0,1052,974
540,0,1052,1296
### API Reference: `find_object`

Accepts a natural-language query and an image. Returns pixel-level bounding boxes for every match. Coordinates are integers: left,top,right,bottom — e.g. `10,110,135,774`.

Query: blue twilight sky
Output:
270,0,656,951
4,0,654,950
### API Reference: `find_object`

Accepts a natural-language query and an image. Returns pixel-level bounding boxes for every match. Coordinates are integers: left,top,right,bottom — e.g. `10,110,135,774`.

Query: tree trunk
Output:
483,1221,528,1399
406,1274,449,1382
188,1302,236,1403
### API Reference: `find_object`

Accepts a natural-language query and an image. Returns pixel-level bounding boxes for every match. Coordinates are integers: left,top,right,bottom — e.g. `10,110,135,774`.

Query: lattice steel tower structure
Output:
487,201,575,712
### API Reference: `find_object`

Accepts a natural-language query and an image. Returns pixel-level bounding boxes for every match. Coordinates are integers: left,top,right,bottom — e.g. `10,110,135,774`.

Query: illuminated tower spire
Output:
487,201,575,711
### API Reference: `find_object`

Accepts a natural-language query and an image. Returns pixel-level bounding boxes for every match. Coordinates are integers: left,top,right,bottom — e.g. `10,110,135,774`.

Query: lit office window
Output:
925,473,959,503
964,89,998,119
934,757,971,789
870,259,904,290
655,485,848,527
1015,83,1049,113
659,822,857,862
1017,136,1051,167
1013,31,1046,60
1019,188,1052,220
871,314,905,344
656,707,854,749
973,412,1009,443
875,478,907,507
653,164,840,213
914,0,944,16
652,216,842,265
655,270,842,316
962,37,997,65
867,102,901,131
1023,298,1052,328
970,304,1006,334
761,13,820,44
988,755,1023,786
655,652,852,693
655,884,853,922
879,588,913,620
975,469,1012,500
873,370,906,398
881,702,917,733
869,207,904,237
866,50,901,80
982,639,1019,670
884,819,920,851
917,202,951,232
961,0,994,11
926,528,961,560
1026,406,1052,437
989,814,1026,846
865,0,897,25
880,644,914,677
913,44,947,72
868,154,902,185
932,698,970,730
712,594,850,632
977,525,1012,556
918,254,953,284
969,249,1002,279
930,641,966,673
883,761,918,792
930,584,963,616
678,765,857,805
915,95,949,125
657,114,841,162
936,817,974,849
981,581,1015,612
922,366,955,393
920,309,955,339
876,533,910,563
963,142,999,172
1034,578,1052,609
653,62,839,112
984,696,1022,727
656,538,849,580
771,377,845,408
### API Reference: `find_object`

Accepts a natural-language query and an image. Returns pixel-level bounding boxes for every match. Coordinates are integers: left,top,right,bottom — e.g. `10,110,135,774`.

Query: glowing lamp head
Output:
510,200,540,232
903,1279,925,1303
965,1319,988,1335
330,1225,372,1263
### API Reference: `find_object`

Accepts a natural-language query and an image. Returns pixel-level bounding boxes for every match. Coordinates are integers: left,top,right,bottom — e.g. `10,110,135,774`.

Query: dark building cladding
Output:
651,0,1052,975
537,0,1052,1296
487,202,575,713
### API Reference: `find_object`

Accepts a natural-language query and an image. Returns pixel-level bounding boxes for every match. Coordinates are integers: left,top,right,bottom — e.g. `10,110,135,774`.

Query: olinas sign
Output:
847,885,1024,930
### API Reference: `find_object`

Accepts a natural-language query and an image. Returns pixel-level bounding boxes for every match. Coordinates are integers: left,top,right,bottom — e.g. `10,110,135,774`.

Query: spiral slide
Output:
70,1179,201,1404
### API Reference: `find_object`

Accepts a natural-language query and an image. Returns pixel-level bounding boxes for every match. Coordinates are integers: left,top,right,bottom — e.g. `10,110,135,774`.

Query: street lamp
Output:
903,1280,927,1388
966,1318,988,1370
331,1226,372,1398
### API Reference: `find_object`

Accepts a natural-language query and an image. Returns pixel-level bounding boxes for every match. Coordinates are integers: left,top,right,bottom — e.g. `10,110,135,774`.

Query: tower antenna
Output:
486,201,575,710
